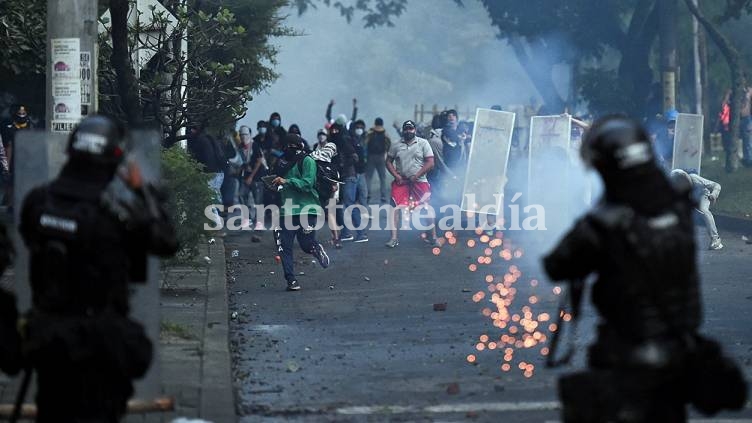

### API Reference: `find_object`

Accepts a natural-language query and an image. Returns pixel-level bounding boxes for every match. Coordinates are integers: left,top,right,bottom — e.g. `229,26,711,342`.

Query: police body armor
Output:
19,166,176,422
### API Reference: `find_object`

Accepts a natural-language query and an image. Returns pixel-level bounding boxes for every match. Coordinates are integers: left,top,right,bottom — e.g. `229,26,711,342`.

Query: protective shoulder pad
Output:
587,203,634,230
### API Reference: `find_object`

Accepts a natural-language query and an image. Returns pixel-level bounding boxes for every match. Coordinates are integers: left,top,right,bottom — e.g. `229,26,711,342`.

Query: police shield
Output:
672,113,704,174
461,109,515,214
527,115,572,206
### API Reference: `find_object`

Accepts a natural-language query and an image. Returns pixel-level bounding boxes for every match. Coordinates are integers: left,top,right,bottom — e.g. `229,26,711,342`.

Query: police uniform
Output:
19,115,177,422
543,117,700,422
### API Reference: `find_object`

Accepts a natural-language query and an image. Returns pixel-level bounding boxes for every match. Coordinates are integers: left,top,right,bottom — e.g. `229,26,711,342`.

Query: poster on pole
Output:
527,115,572,205
672,113,704,174
460,109,515,214
51,38,81,133
81,51,92,109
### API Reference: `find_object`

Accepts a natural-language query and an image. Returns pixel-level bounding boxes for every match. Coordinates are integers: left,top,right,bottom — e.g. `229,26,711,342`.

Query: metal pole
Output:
46,0,98,133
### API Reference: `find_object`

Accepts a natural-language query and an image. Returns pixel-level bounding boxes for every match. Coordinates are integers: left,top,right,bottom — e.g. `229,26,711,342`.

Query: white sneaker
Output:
254,222,265,231
241,218,250,230
709,239,724,250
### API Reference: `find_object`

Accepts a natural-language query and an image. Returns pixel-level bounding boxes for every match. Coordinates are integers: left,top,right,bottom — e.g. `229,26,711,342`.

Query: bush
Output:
161,145,214,262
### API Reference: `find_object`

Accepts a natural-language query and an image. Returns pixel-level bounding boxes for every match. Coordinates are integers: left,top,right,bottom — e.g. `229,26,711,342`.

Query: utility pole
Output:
659,0,678,112
46,0,98,133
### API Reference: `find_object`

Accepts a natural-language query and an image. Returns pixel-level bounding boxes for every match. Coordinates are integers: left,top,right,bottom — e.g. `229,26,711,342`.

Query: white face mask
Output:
259,127,267,135
355,128,364,136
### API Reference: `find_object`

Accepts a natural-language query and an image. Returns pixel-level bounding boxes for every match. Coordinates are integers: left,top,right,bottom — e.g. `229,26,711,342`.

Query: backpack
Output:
297,155,341,202
367,131,388,155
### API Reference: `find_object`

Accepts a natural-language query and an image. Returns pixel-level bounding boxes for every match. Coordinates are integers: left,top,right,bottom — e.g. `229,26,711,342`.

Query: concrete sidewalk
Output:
0,237,236,423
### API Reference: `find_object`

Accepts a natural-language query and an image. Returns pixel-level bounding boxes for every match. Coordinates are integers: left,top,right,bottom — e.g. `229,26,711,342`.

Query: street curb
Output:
200,238,237,423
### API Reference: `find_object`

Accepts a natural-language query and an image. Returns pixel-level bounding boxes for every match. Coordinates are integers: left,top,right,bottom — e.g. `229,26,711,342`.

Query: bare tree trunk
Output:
659,0,678,111
510,36,566,113
684,0,746,171
110,0,142,125
618,0,659,117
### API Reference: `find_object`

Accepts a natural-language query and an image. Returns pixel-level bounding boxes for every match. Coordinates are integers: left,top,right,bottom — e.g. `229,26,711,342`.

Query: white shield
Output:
527,115,572,205
460,109,515,214
672,113,704,174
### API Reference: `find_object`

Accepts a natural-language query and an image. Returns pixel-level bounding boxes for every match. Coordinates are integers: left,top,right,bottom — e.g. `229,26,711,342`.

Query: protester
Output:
385,120,437,248
19,114,178,422
288,124,311,152
671,169,724,250
237,126,264,238
340,119,369,242
312,128,341,245
364,117,392,205
1,105,34,209
716,90,734,173
740,86,752,168
187,123,227,227
271,134,330,291
326,98,358,127
328,122,357,244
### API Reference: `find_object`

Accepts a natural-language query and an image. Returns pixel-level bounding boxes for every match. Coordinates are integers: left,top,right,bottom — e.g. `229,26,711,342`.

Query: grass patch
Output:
160,321,197,341
700,158,752,219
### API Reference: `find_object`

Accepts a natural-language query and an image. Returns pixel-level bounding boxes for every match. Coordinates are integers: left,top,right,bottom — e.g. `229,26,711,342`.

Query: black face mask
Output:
284,148,301,161
14,115,29,125
404,132,416,141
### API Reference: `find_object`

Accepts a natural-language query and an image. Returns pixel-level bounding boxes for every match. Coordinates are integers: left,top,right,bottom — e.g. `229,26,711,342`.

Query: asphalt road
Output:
225,220,752,423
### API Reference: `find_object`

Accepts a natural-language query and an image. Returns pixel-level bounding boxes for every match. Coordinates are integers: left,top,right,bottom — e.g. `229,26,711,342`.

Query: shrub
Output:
161,145,214,262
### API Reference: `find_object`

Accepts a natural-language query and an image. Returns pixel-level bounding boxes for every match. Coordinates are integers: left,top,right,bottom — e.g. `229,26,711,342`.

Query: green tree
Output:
101,0,293,145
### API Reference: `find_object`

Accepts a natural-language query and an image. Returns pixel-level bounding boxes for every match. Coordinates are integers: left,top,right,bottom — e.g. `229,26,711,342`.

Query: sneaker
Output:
312,243,330,268
286,280,301,291
241,218,250,230
385,239,399,248
354,234,369,243
709,239,724,250
333,238,343,249
341,233,355,242
254,222,266,231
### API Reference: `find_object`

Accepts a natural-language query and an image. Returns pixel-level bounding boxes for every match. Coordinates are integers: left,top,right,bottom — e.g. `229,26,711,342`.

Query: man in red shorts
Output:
385,120,438,248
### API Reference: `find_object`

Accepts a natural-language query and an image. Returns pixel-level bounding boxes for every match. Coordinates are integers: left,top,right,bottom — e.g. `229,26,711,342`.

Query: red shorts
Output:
391,181,431,207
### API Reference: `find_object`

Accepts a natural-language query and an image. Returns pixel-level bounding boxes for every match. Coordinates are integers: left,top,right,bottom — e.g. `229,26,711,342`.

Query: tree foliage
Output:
99,0,293,145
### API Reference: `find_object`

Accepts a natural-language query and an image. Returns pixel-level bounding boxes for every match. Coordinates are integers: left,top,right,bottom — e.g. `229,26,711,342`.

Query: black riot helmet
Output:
581,115,655,177
67,115,126,166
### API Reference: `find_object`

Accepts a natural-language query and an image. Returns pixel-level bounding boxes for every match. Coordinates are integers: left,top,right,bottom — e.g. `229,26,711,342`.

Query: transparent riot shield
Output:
460,109,515,214
527,115,572,205
672,113,704,174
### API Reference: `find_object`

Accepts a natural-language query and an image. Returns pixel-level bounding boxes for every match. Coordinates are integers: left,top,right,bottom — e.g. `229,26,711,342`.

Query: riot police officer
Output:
0,220,22,376
19,115,178,422
543,116,701,422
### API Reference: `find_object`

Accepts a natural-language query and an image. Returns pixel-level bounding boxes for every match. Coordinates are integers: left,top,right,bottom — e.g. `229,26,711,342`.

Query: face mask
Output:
284,148,299,160
318,135,327,143
14,115,29,125
259,127,267,135
404,132,416,141
355,128,364,136
270,119,280,128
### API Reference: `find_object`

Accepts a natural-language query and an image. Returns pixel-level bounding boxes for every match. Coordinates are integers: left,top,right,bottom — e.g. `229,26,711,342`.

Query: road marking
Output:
336,401,560,415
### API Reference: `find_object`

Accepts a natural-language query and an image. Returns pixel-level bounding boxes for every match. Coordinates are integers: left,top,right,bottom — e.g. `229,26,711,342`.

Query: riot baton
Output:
546,278,585,368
